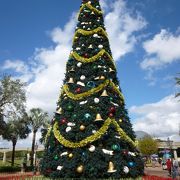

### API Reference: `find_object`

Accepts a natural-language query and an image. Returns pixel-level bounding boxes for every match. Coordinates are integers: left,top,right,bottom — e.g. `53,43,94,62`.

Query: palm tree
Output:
28,108,49,166
2,113,30,166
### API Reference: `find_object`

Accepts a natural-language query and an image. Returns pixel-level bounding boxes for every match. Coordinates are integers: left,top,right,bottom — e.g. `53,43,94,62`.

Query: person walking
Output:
172,159,179,179
166,158,172,176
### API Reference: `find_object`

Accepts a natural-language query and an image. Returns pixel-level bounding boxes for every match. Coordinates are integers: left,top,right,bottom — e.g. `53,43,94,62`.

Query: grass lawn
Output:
0,159,22,167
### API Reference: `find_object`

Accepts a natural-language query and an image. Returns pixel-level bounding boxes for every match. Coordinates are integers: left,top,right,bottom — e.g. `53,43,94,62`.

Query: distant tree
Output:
0,75,26,135
28,108,49,166
175,74,180,98
138,136,158,156
2,113,30,166
0,114,6,135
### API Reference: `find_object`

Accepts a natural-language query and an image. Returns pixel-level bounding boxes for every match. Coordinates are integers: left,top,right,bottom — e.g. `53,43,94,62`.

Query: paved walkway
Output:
145,166,180,179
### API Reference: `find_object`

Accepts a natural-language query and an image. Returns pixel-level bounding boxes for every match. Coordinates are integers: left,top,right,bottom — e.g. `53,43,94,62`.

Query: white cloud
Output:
103,0,147,60
141,29,180,70
130,95,180,137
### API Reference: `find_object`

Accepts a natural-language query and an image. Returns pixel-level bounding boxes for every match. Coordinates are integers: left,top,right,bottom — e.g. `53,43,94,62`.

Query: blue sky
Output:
0,0,180,148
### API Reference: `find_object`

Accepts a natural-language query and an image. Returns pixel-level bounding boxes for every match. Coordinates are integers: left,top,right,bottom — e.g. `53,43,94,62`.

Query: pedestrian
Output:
166,158,172,176
172,159,179,179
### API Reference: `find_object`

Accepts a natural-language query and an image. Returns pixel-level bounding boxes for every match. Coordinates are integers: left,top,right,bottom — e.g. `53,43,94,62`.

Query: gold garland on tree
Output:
53,118,136,148
62,79,124,102
69,49,115,68
73,27,108,42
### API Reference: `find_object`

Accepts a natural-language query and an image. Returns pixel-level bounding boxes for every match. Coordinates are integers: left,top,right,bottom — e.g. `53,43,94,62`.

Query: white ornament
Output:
87,28,91,30
91,11,95,15
88,1,91,4
80,100,88,105
102,149,114,155
89,145,95,152
77,62,82,67
82,44,85,47
66,127,72,133
83,26,86,29
81,22,85,25
67,122,75,127
80,75,86,80
104,70,107,72
96,6,100,8
77,81,85,87
94,98,100,104
92,130,96,134
60,152,68,156
123,166,129,174
98,45,103,49
76,47,81,50
89,22,92,25
57,166,63,171
93,34,99,38
110,102,119,107
115,136,121,139
128,152,136,156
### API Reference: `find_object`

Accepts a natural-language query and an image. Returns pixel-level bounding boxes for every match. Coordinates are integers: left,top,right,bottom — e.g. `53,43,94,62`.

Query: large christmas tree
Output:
41,0,144,178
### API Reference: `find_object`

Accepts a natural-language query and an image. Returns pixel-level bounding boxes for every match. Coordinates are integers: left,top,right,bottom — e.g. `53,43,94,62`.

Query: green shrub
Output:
0,166,21,172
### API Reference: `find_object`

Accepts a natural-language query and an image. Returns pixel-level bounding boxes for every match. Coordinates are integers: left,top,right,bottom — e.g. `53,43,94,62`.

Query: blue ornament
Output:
128,162,134,167
87,81,96,88
84,113,91,120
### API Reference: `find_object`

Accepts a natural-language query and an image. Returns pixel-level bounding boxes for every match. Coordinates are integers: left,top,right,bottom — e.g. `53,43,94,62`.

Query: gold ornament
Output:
95,113,103,121
68,153,73,158
69,68,75,72
56,108,62,114
100,76,105,80
109,68,115,72
107,161,117,173
101,90,108,97
68,78,74,84
80,125,85,131
76,165,84,173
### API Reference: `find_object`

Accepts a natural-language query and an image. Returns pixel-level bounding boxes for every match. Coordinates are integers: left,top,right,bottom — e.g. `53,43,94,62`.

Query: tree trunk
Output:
11,138,17,166
30,130,37,166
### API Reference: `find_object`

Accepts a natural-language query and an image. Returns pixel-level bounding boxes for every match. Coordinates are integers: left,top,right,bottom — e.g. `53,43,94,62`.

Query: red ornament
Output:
60,118,67,124
84,53,88,58
109,106,116,113
109,113,114,118
123,150,129,155
75,87,81,93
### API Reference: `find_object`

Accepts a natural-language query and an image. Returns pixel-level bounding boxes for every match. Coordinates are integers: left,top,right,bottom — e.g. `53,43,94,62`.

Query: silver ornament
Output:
123,166,129,174
77,62,82,67
98,44,103,49
94,98,100,103
80,75,86,80
89,145,95,152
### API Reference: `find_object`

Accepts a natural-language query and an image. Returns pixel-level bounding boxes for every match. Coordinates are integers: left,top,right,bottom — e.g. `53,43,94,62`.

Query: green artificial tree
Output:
41,0,144,178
